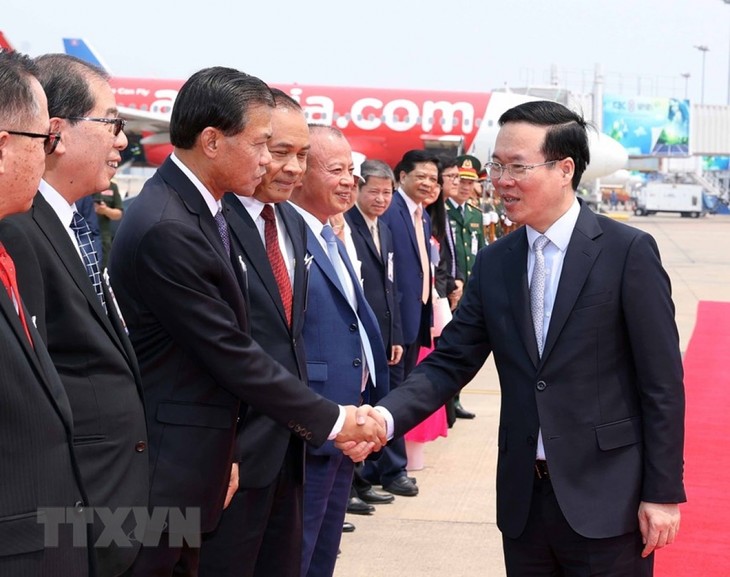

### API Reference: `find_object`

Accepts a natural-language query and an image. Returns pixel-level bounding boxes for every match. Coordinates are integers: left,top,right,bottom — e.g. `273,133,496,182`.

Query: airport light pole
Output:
725,0,730,104
680,72,691,99
694,45,709,104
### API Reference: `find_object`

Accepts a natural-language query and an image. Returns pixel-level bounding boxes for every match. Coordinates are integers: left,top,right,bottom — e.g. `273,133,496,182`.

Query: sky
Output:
4,0,730,105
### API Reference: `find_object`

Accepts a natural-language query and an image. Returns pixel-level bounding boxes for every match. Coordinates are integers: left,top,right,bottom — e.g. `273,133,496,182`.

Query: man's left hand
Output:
638,501,680,557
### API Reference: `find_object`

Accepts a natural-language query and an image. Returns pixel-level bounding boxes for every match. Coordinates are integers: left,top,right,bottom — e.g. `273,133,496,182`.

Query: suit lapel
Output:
0,292,74,428
394,194,420,260
305,227,351,305
32,195,127,355
541,206,603,363
503,228,540,366
347,209,382,264
159,159,234,273
224,195,289,329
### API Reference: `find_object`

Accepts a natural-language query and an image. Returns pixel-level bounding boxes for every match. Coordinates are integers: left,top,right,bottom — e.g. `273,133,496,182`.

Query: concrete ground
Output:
334,212,730,577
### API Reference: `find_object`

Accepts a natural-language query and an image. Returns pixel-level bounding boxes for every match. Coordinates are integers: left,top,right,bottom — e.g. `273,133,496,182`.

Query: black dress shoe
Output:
454,403,476,419
346,496,375,515
356,487,395,504
342,522,355,533
383,475,419,497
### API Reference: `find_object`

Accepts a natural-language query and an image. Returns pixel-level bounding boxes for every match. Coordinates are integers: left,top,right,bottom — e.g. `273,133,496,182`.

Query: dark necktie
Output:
214,208,231,256
70,211,107,313
530,235,550,357
445,217,457,279
260,204,293,327
0,243,33,346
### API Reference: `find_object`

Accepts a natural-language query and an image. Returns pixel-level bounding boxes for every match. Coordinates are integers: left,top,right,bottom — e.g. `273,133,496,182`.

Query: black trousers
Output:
198,442,303,577
502,476,653,577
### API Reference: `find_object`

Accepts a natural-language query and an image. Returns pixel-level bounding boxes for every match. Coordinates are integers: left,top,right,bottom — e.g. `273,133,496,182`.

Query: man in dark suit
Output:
109,68,385,577
0,49,89,577
350,101,686,577
0,54,148,577
290,125,390,577
362,150,438,497
198,90,311,577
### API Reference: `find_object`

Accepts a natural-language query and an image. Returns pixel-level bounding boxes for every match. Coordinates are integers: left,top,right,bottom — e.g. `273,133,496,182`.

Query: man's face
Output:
0,77,50,218
253,106,309,204
454,177,475,204
297,131,353,223
441,166,459,199
213,103,273,198
492,121,573,232
52,77,128,202
356,176,393,220
399,161,438,205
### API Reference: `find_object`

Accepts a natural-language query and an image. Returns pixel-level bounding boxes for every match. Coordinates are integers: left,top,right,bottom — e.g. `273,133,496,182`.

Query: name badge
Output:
387,252,394,283
471,231,478,256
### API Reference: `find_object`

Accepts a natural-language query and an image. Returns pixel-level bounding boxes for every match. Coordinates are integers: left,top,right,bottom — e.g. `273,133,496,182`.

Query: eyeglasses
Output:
66,116,127,136
442,173,460,182
2,129,62,155
484,159,564,181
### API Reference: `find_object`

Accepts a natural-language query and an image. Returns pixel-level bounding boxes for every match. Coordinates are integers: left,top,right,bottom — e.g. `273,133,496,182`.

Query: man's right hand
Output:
334,405,386,462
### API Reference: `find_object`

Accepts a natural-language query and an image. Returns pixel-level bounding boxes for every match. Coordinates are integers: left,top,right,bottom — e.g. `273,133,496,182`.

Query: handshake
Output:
334,405,388,462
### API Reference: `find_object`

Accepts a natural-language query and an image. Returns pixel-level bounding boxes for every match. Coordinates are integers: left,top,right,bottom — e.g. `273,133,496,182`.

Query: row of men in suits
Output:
0,53,388,577
0,48,686,577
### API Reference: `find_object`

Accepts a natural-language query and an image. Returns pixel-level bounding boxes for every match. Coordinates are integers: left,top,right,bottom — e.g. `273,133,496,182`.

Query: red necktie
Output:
260,205,293,327
0,243,34,346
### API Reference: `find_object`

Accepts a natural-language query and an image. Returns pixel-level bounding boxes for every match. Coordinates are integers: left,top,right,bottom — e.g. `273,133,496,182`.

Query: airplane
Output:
59,36,627,181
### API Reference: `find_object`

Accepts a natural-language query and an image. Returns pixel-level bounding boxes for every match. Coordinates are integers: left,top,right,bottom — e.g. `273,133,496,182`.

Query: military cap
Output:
456,155,482,181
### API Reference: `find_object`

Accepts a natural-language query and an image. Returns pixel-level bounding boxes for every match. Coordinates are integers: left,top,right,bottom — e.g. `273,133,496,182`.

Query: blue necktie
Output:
321,224,376,387
70,211,107,313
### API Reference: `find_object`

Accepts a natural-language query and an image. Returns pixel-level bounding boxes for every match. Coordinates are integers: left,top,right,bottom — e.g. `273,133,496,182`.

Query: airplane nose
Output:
582,132,628,182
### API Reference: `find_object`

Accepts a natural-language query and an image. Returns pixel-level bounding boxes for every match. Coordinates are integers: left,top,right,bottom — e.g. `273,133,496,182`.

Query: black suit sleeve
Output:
134,220,339,446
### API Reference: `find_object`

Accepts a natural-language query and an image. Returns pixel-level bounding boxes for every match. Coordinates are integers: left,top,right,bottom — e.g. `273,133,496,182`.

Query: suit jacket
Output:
380,203,686,539
447,199,485,285
300,221,390,457
0,285,89,576
0,193,149,577
379,191,432,347
108,158,339,532
223,195,308,487
344,208,403,352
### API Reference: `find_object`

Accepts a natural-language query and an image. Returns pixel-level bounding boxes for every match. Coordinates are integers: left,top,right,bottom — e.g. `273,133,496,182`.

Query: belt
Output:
534,460,550,480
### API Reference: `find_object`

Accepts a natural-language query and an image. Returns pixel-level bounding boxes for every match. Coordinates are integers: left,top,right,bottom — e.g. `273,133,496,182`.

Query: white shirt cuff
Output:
373,406,394,440
327,405,347,440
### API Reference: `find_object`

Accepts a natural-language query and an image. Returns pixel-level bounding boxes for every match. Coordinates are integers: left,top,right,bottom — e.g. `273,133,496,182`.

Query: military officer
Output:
446,155,485,286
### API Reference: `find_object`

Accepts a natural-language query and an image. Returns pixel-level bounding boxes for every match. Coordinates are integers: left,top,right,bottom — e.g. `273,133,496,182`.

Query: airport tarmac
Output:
334,212,730,577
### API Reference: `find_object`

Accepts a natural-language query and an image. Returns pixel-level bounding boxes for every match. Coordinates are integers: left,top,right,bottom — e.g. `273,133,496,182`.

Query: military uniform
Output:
447,155,485,285
447,200,484,284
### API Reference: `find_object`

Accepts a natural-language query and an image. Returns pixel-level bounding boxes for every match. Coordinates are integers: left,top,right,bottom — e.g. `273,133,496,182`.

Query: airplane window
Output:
368,113,375,121
452,118,459,126
476,118,482,127
333,113,340,120
440,118,446,126
464,118,471,127
304,111,310,119
381,115,386,121
357,114,363,121
345,113,351,120
141,104,148,111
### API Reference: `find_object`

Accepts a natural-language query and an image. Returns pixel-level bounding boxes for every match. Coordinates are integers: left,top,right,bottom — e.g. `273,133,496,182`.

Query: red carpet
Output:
655,301,730,576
